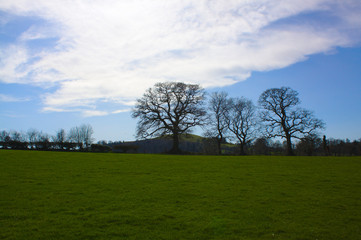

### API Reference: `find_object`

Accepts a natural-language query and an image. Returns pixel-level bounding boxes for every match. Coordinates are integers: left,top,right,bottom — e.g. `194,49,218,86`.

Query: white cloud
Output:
0,0,360,113
0,45,29,83
81,109,131,117
82,110,109,117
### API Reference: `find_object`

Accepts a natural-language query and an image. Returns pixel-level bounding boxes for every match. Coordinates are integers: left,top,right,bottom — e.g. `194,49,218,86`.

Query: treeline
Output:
107,135,361,156
1,126,360,156
0,124,100,151
248,136,361,156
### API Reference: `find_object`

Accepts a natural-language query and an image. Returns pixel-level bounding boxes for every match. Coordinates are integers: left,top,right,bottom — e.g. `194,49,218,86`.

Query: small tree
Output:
79,124,94,149
10,130,24,142
52,128,66,150
252,137,270,155
27,129,39,149
259,87,325,155
68,126,82,149
37,132,51,150
296,135,322,156
0,130,10,149
132,82,206,154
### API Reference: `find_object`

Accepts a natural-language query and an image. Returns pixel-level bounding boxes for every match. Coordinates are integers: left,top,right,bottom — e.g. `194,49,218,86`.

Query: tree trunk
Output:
217,138,222,155
170,133,181,154
286,134,294,156
239,142,246,155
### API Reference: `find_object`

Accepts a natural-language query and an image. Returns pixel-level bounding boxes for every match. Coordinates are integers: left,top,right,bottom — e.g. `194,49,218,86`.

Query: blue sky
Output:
1,0,361,142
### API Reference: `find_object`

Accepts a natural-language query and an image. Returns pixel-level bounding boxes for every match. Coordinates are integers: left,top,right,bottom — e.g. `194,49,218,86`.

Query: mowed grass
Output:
1,151,361,240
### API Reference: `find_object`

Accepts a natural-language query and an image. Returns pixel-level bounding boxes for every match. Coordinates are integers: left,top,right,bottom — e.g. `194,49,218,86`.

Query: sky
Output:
1,0,361,142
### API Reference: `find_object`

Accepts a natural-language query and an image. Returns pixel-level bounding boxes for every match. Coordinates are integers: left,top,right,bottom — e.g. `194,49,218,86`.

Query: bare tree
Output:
27,129,39,149
258,87,325,155
226,97,257,155
132,82,206,154
52,128,66,150
68,124,94,150
68,126,82,149
79,124,94,149
0,130,10,148
10,130,24,142
206,91,230,155
37,132,51,150
0,130,9,142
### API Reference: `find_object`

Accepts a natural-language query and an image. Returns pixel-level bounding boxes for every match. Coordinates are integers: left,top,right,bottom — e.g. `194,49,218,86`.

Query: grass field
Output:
1,150,360,240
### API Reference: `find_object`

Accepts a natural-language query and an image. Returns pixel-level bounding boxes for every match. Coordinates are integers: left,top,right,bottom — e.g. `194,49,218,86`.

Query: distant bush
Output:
112,144,139,153
91,144,112,153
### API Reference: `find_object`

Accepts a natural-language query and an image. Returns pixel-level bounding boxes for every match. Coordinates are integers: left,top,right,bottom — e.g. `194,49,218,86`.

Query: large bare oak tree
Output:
258,87,325,155
132,82,206,154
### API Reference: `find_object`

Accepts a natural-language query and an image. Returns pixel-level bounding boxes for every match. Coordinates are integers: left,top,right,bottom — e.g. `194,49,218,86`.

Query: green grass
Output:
1,151,361,240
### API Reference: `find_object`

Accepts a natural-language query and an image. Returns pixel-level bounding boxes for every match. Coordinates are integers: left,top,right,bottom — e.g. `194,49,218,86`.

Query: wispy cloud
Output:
42,105,131,117
112,109,131,114
1,112,26,118
82,109,131,117
0,0,360,114
0,94,30,102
